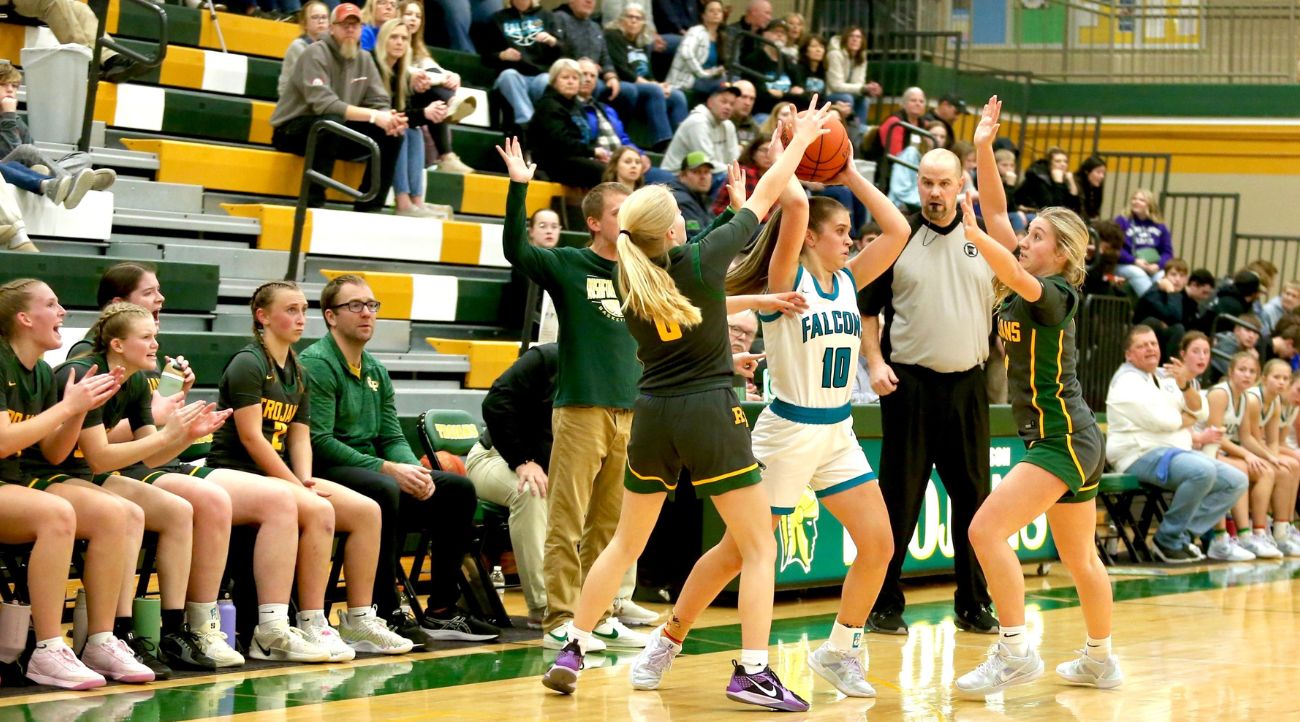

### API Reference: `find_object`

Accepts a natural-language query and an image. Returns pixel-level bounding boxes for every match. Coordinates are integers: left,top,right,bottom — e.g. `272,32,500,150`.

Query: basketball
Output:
780,115,851,183
430,450,468,475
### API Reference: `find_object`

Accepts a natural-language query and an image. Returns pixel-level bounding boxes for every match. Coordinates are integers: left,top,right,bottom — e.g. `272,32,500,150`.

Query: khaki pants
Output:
466,442,637,619
6,0,117,59
541,405,632,632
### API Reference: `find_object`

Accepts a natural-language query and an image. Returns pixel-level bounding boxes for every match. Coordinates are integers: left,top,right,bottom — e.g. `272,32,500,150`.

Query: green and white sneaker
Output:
338,609,415,654
954,642,1044,698
542,622,607,652
1056,650,1124,689
593,618,649,649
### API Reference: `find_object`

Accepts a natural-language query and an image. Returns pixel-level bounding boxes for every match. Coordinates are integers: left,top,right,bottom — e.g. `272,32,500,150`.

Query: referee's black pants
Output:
873,362,994,616
320,465,478,617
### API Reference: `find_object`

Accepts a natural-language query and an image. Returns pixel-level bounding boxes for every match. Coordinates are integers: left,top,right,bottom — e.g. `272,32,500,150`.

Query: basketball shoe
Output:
629,625,681,690
954,642,1044,698
725,660,809,711
808,641,876,697
542,640,584,694
25,641,105,690
249,620,330,663
1056,650,1124,688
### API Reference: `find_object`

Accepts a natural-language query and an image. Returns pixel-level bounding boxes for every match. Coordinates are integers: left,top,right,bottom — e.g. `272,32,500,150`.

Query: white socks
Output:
740,648,768,674
570,624,594,654
186,601,218,628
828,621,864,655
1275,521,1292,540
257,603,290,631
998,625,1029,658
297,609,327,629
85,631,112,648
1085,635,1111,662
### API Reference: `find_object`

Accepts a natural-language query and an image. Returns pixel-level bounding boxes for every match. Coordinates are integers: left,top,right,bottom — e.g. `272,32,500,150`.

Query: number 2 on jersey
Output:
270,420,288,452
821,347,851,389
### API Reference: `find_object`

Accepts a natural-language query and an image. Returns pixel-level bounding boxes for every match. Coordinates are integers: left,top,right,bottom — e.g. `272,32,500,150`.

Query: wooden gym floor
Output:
1,559,1296,721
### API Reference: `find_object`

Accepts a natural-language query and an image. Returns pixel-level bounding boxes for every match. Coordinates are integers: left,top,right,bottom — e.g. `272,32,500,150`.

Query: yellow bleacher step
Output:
425,337,519,389
122,138,364,197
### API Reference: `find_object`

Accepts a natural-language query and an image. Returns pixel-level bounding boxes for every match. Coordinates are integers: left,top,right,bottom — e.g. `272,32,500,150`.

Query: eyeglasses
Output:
330,300,382,313
728,323,755,338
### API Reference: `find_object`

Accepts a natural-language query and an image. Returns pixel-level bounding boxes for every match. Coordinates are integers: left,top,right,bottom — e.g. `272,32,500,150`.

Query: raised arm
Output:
496,137,559,283
767,173,810,293
960,195,1041,302
972,96,1018,251
841,160,911,289
742,98,832,221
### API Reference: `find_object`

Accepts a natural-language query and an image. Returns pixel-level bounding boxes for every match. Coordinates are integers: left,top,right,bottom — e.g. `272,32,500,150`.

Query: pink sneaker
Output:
26,642,107,690
82,636,155,683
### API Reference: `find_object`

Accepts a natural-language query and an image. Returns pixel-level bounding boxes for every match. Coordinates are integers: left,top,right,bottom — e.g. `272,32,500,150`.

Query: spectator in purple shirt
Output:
1115,188,1173,297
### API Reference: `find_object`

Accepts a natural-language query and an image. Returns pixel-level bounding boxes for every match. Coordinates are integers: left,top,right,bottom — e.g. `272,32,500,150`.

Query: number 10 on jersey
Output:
821,347,851,388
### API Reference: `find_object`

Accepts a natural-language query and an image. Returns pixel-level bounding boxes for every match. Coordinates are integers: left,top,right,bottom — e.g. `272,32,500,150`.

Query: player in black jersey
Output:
209,282,410,662
954,97,1121,698
531,97,836,712
55,302,239,676
81,262,318,668
0,279,159,686
0,278,125,689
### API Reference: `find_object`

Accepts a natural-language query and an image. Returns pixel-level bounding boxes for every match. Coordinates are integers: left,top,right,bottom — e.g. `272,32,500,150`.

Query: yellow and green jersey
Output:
208,343,311,474
0,348,57,482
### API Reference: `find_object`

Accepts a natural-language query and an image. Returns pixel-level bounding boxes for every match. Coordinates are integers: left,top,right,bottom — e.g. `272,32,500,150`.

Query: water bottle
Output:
72,588,87,654
218,597,237,647
0,602,30,663
489,566,506,590
156,359,186,397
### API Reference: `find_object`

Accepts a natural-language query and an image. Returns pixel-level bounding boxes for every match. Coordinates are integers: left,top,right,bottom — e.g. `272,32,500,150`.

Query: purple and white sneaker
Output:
725,660,809,712
541,641,584,695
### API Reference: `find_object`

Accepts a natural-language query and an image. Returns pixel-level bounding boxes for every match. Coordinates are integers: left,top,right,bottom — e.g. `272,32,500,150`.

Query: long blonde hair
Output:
616,185,702,327
397,0,432,64
1129,188,1164,224
996,207,1088,305
374,19,411,111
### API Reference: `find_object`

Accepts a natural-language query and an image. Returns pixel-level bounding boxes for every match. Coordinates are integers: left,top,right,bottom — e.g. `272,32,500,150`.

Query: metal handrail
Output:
79,0,169,152
284,120,382,282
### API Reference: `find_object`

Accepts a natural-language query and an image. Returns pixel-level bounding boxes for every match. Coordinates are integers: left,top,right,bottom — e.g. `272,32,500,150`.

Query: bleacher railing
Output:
1076,294,1133,412
955,0,1300,84
1096,151,1172,220
79,0,169,152
1230,234,1300,289
284,121,381,282
1161,191,1240,276
1014,114,1101,176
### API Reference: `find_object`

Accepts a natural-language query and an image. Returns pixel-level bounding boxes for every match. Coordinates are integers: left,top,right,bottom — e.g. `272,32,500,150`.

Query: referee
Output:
858,148,1016,635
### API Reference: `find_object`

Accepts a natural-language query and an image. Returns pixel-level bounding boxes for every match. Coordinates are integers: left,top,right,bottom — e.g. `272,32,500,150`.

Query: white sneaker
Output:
338,609,415,654
542,622,607,652
194,617,245,667
298,621,356,662
808,641,876,697
629,625,681,690
1239,533,1284,559
613,597,661,627
1207,534,1256,561
1056,650,1124,689
26,642,106,689
81,636,155,683
1186,541,1206,560
593,618,650,649
954,643,1043,698
250,621,331,663
1274,534,1300,557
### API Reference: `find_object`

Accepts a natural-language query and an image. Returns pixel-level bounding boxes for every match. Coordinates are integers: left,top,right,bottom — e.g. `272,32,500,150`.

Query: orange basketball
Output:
434,450,468,476
780,115,851,183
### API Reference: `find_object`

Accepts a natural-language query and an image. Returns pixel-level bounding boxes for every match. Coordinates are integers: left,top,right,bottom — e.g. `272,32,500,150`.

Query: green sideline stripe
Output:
8,564,1294,721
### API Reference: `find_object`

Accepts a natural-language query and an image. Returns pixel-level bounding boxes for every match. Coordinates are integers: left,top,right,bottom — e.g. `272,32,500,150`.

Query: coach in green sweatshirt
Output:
301,273,501,645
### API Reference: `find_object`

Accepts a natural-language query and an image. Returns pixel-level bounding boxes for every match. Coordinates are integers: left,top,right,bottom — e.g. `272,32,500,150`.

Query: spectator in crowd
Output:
669,151,717,235
951,140,977,202
888,119,946,214
432,0,498,54
1211,312,1262,380
1105,325,1249,562
1074,156,1106,221
780,12,804,57
270,3,406,213
1261,322,1300,365
531,59,608,189
793,34,830,98
1083,219,1126,297
712,135,768,216
660,84,740,186
0,64,113,197
279,1,331,97
730,79,760,148
1114,188,1173,297
1185,267,1219,333
664,0,727,95
575,58,649,167
553,0,620,94
1014,146,1080,215
652,0,700,40
991,148,1028,230
756,100,795,140
738,20,801,115
301,274,501,643
500,208,564,340
873,86,926,161
403,0,476,175
3,0,145,81
372,18,455,216
921,94,961,150
605,3,688,151
602,0,676,78
359,0,397,50
1247,260,1279,307
727,0,771,65
1259,280,1300,334
602,145,647,189
1212,269,1262,319
826,26,880,126
727,309,762,400
1133,257,1195,359
484,0,562,131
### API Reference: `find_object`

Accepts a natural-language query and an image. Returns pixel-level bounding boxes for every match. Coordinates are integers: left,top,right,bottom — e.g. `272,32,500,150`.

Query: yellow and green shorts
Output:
625,388,762,498
1022,423,1105,504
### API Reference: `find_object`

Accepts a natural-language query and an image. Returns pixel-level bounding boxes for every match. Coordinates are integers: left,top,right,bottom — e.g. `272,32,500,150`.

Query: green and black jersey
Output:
0,348,57,483
997,275,1095,441
620,208,759,395
48,354,155,476
207,344,311,473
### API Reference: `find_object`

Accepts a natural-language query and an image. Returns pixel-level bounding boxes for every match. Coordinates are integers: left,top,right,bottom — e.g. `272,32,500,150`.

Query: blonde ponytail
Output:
615,185,703,328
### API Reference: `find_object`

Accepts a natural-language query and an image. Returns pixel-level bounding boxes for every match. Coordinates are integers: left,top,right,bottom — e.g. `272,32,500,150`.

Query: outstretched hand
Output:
959,195,984,244
726,161,747,211
790,95,833,148
494,136,536,184
974,96,1001,147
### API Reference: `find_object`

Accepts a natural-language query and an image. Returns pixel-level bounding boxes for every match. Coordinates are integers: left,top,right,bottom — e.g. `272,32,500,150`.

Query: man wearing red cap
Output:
270,3,407,213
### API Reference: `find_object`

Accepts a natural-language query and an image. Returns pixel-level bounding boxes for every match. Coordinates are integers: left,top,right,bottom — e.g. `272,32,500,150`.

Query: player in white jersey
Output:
1207,351,1282,558
1245,359,1300,555
624,154,913,700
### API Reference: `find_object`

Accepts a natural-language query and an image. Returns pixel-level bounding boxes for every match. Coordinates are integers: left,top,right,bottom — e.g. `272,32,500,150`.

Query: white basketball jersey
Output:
1246,384,1279,427
1210,382,1247,443
761,266,862,408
